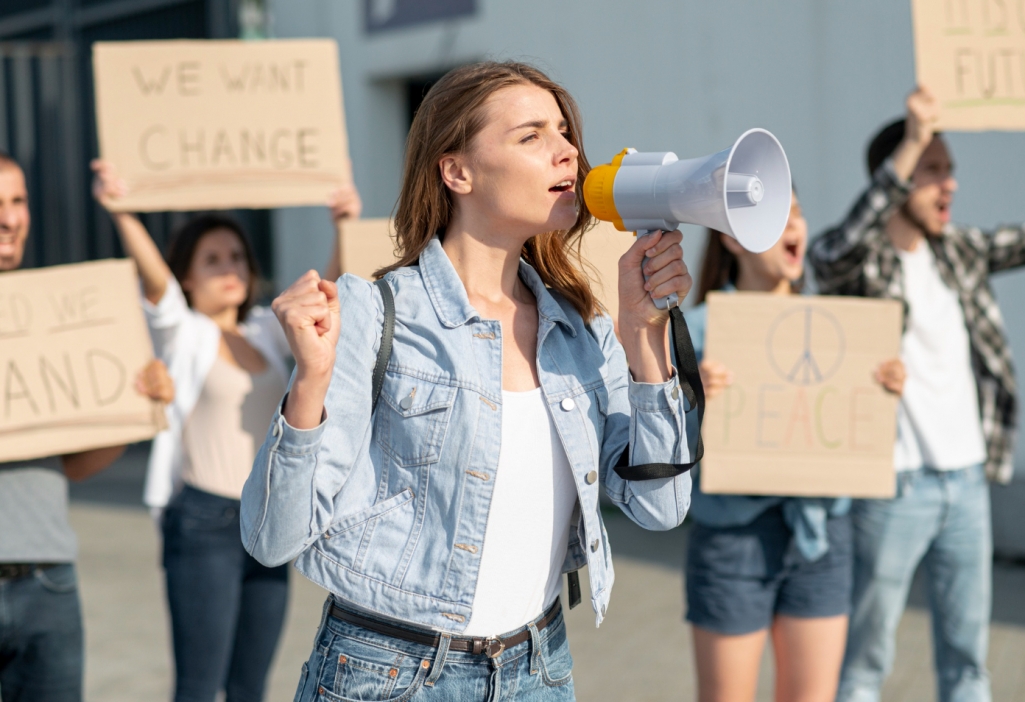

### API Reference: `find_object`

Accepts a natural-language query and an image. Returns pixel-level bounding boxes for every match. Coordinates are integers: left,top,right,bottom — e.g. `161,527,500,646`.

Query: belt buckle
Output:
484,637,505,659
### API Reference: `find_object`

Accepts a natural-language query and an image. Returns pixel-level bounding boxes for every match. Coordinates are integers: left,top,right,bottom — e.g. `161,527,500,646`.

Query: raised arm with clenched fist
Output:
272,270,340,429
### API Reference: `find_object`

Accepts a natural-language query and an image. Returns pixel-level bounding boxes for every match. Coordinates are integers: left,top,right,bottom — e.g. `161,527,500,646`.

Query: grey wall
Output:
267,0,1025,473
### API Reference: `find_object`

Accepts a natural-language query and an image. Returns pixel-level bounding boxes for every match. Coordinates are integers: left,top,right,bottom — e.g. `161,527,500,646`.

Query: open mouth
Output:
783,241,800,259
549,179,575,193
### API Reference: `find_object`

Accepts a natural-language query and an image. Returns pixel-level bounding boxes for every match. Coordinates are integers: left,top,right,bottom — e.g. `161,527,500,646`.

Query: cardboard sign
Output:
0,260,164,463
93,39,351,211
337,218,398,281
912,0,1025,130
336,220,634,319
700,293,903,498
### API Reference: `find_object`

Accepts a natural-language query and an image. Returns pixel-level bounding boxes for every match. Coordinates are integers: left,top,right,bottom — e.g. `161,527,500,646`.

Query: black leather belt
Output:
330,598,562,659
0,563,55,581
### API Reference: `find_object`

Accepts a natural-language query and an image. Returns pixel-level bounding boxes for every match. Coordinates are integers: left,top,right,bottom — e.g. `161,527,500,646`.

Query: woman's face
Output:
727,193,807,286
449,83,580,237
182,228,251,315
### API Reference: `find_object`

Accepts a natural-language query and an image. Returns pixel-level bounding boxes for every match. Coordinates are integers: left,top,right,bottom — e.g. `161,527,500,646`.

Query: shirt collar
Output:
418,236,576,335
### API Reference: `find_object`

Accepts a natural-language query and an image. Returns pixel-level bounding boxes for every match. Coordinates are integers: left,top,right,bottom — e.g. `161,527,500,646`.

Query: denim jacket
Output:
241,238,695,631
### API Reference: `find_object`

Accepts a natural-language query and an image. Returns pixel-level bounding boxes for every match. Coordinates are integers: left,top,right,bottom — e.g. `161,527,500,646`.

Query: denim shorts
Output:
293,598,575,701
685,506,853,635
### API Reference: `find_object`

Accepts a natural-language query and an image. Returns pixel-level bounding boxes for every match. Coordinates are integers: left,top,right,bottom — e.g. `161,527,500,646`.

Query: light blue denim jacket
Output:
241,238,695,631
684,293,849,561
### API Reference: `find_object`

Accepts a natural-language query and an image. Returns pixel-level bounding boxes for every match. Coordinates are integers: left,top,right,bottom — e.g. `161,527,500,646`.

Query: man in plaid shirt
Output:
810,88,1024,702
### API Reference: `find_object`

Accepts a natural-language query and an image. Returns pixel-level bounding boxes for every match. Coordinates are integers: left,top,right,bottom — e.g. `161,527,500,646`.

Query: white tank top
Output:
463,388,577,636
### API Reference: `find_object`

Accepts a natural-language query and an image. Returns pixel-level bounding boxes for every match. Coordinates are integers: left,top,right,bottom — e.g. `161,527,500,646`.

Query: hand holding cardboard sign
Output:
905,86,941,147
328,183,363,223
699,359,734,401
874,358,906,396
893,87,941,182
136,359,175,404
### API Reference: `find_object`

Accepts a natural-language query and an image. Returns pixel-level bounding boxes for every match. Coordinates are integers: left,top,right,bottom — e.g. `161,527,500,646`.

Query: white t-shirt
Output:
893,243,986,471
463,388,577,637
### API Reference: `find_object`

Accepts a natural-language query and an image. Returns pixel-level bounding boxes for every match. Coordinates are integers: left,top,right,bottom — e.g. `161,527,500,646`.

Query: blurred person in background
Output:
809,87,1025,702
0,151,173,702
683,191,904,702
92,162,361,702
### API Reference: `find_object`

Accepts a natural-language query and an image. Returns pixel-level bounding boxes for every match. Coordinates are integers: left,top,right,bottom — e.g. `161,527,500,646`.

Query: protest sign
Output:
336,219,633,319
912,0,1025,130
700,293,902,498
0,260,164,462
93,39,351,211
337,218,397,281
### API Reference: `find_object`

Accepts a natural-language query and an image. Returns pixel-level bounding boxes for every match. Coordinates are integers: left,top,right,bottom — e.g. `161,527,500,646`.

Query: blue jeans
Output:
838,465,992,702
0,564,83,702
163,486,290,702
294,599,576,701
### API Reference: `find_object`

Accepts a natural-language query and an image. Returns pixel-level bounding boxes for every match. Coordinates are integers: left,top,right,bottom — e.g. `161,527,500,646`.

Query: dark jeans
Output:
0,564,83,702
163,485,289,702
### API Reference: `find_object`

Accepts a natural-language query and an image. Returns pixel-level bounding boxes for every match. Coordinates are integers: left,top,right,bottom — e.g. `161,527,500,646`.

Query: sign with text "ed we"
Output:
93,39,351,211
0,260,165,462
700,293,903,498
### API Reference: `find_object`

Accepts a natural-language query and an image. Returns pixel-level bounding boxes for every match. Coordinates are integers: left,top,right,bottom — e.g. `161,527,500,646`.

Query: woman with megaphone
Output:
241,61,697,701
683,192,905,702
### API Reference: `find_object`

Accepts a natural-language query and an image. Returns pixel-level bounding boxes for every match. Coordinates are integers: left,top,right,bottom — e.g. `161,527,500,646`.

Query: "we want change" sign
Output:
93,39,351,211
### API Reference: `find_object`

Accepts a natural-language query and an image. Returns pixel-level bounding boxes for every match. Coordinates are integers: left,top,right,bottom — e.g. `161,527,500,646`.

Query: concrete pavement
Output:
68,448,1025,701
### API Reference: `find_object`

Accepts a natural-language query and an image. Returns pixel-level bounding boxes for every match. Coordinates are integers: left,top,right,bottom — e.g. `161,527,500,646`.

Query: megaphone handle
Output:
638,229,680,310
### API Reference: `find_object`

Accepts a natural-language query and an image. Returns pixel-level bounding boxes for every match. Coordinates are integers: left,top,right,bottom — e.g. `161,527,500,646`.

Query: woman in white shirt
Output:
92,163,360,702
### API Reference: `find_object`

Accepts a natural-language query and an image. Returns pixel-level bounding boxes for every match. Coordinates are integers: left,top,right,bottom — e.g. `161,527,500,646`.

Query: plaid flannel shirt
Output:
808,159,1025,483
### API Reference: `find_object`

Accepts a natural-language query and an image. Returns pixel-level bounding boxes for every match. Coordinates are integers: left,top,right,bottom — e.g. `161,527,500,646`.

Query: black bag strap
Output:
613,305,704,481
371,279,395,412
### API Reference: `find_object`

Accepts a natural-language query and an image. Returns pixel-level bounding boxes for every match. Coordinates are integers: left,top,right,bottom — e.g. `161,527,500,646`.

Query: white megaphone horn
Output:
583,128,792,309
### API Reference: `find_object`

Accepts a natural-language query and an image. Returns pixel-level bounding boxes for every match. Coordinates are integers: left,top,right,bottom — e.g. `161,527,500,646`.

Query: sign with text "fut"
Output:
0,260,164,462
912,0,1025,130
700,293,903,498
93,39,351,211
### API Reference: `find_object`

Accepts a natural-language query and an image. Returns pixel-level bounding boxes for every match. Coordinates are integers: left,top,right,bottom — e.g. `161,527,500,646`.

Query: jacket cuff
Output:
269,397,326,456
628,371,687,413
876,158,914,199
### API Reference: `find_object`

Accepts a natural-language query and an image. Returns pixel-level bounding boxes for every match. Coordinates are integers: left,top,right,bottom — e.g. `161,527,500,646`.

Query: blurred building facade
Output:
0,0,273,274
269,0,1025,553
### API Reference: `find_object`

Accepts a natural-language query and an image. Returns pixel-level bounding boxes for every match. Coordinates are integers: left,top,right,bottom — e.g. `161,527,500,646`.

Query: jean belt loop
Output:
317,597,333,637
424,632,452,687
527,620,543,676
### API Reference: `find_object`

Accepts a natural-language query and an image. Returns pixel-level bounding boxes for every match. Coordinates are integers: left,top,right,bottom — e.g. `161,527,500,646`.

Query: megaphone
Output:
583,128,792,309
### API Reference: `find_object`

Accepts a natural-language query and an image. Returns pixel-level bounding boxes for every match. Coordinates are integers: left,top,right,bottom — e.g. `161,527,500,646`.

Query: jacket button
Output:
585,470,598,485
560,398,575,411
590,539,600,552
272,422,281,437
671,386,680,400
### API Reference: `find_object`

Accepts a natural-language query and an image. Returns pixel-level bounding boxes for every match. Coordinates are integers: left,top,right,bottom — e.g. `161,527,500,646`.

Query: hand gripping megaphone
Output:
583,128,792,309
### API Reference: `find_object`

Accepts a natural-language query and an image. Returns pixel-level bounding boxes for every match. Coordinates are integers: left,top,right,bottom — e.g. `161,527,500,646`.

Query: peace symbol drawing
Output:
766,306,846,386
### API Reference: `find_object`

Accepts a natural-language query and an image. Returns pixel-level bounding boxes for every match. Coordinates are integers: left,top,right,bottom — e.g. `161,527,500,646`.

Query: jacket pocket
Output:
323,489,415,539
374,374,456,467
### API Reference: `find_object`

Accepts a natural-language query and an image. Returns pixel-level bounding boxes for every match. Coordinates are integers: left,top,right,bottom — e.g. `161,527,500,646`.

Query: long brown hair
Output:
375,61,599,320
